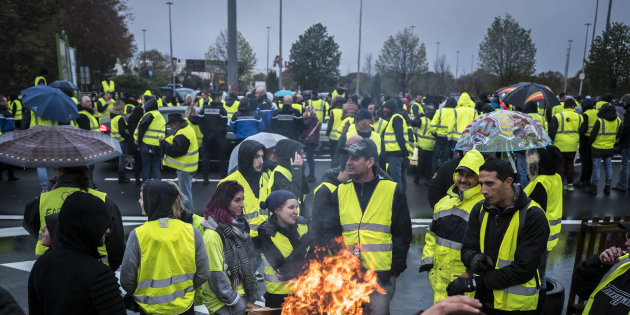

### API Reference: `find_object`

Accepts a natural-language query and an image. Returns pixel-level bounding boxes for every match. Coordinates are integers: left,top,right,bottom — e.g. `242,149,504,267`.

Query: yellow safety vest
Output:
134,111,166,146
71,97,78,105
331,90,346,100
338,179,396,271
431,107,455,138
166,102,181,107
36,188,108,261
452,106,477,141
224,100,240,120
96,98,111,121
335,117,354,140
583,109,599,137
583,254,630,314
553,109,582,152
134,219,196,314
415,116,435,151
384,113,413,158
197,98,211,107
101,80,115,93
309,99,329,122
371,117,387,136
592,117,621,150
110,115,125,142
219,170,265,237
185,118,203,149
34,76,47,86
551,103,564,117
79,110,100,132
523,174,563,251
9,100,23,120
527,113,547,131
263,223,309,294
479,202,541,311
30,111,57,127
125,104,135,114
328,108,344,140
595,101,608,111
313,182,337,196
163,124,199,172
346,125,382,155
410,102,424,119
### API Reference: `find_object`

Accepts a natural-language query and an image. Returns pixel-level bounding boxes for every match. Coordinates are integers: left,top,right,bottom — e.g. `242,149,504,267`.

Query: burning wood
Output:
281,239,385,314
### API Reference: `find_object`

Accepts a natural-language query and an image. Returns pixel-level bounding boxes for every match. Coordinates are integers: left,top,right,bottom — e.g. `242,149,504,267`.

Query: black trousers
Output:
201,136,228,179
579,139,593,183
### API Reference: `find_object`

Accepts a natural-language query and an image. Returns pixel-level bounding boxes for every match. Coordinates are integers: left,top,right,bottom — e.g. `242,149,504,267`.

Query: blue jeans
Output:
617,147,630,189
140,143,161,183
516,151,529,188
387,154,408,193
176,169,195,212
591,156,613,186
305,143,317,177
117,141,128,172
37,167,49,190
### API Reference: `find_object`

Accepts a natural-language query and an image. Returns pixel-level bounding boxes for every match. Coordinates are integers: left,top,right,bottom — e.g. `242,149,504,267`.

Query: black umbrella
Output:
49,80,77,91
498,82,560,111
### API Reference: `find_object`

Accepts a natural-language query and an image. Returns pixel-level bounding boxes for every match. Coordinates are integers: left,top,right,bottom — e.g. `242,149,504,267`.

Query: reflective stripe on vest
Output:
371,118,387,136
224,101,240,120
219,170,264,237
479,202,540,311
528,113,547,131
310,99,328,122
79,110,99,132
134,111,166,146
583,255,630,314
415,116,435,150
384,113,413,154
584,109,599,137
523,173,563,251
110,115,125,142
328,108,344,140
553,110,582,152
134,219,196,314
37,188,108,261
263,224,308,294
9,100,23,120
102,80,115,93
592,117,621,150
338,179,396,271
346,127,382,155
163,124,199,172
314,182,337,196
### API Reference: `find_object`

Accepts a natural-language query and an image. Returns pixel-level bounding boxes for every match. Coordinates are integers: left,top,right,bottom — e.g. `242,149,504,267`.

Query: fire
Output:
281,238,385,315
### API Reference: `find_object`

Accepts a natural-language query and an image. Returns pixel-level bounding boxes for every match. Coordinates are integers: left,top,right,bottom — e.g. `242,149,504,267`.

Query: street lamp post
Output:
278,0,283,89
563,39,573,94
166,2,174,96
356,0,363,96
579,23,592,96
266,26,271,76
435,41,440,70
227,0,238,93
142,29,146,60
455,50,460,79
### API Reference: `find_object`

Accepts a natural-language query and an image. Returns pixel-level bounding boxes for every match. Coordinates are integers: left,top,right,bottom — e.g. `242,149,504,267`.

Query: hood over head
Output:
238,140,266,175
276,139,304,169
526,144,562,178
457,92,476,108
142,180,179,221
444,97,458,108
452,149,485,184
598,104,618,121
44,213,60,248
57,192,111,258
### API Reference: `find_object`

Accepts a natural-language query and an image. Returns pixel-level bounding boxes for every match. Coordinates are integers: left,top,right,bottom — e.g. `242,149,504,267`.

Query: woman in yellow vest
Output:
196,180,258,314
584,104,622,195
120,180,211,315
255,190,311,308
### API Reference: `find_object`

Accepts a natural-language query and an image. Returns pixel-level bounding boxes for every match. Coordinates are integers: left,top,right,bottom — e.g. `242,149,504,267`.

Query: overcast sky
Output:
126,0,630,77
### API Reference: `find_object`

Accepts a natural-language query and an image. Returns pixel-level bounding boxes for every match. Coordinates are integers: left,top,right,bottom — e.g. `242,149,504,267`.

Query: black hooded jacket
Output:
238,140,266,198
590,104,622,157
311,168,343,244
272,139,308,211
28,192,125,315
136,99,160,145
271,104,303,140
160,121,192,158
384,100,410,158
461,185,549,310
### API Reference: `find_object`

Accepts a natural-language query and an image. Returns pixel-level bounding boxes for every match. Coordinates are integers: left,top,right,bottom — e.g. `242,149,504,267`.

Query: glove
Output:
470,253,494,274
446,274,477,296
123,293,140,312
418,263,433,273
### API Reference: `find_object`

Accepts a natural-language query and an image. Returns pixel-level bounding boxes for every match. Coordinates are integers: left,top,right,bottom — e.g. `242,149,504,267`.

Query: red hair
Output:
203,181,244,226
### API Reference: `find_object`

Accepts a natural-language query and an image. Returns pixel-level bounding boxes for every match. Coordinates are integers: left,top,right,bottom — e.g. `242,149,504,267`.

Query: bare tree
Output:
206,30,257,86
363,53,374,78
376,27,428,94
434,55,451,95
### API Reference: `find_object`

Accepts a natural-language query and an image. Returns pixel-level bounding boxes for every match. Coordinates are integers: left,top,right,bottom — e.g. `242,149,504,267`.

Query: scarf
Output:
203,216,258,301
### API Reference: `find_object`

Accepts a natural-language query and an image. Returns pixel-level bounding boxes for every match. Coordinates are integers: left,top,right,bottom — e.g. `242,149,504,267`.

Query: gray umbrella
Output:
228,132,287,173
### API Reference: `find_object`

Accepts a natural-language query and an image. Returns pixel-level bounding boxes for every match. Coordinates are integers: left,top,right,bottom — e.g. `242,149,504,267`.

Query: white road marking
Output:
103,178,220,183
0,227,30,238
0,260,35,272
411,218,584,225
412,224,428,229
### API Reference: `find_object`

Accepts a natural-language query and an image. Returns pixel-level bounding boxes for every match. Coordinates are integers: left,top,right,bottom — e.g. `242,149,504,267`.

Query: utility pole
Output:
606,0,613,32
455,50,460,79
166,2,174,96
227,0,238,93
356,0,363,96
563,39,573,94
579,23,591,96
266,26,271,76
435,41,440,70
142,29,146,65
592,0,600,44
278,0,283,89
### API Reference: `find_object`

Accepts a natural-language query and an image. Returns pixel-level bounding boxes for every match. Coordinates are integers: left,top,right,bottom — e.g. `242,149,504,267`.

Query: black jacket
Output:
620,106,630,149
160,122,191,158
573,254,630,313
590,105,622,157
327,175,412,280
271,105,303,140
384,101,410,158
256,215,312,280
28,192,125,315
126,105,144,152
311,168,342,245
76,107,98,131
111,113,132,143
23,177,126,272
461,185,549,310
238,140,265,198
136,100,160,145
427,157,462,208
189,101,228,137
272,139,308,211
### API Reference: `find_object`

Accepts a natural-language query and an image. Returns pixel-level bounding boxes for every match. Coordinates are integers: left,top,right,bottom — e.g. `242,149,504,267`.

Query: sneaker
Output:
255,271,264,282
604,185,611,195
567,184,574,192
563,184,569,190
612,186,627,192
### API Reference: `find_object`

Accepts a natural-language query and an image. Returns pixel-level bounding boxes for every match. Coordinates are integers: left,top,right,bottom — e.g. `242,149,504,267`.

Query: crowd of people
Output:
2,72,630,314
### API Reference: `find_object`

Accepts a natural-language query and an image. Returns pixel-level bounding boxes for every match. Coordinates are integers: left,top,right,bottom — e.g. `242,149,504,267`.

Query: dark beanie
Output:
259,190,297,213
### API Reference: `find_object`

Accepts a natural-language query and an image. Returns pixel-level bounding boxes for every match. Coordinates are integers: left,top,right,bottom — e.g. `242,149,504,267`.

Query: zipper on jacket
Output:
494,214,499,226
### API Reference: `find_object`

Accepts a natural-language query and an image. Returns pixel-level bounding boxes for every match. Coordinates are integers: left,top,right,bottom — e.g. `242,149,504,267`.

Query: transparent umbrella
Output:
228,132,287,173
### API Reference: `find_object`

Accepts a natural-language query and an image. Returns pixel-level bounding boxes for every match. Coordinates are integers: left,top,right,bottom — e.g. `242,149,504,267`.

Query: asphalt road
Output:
0,156,628,314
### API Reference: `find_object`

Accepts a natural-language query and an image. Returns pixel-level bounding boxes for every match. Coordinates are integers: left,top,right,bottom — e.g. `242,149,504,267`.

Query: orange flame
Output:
281,238,385,315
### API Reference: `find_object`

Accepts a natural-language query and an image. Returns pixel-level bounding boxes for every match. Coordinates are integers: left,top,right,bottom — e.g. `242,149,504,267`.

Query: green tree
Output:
585,22,630,96
478,14,536,86
535,71,565,94
376,27,428,94
287,23,341,92
205,30,257,88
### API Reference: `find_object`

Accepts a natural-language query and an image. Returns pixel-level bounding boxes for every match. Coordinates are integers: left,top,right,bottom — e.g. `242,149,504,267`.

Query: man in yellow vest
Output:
331,83,347,101
551,93,566,117
8,94,23,130
596,94,613,111
134,98,166,182
420,150,485,303
576,99,599,188
367,103,387,136
77,95,101,188
110,101,131,184
332,109,384,168
383,99,414,192
573,222,630,314
548,98,583,191
452,92,477,149
34,68,48,86
431,97,457,175
96,92,113,122
409,95,425,120
101,74,115,93
584,103,622,195
449,159,549,313
327,138,412,315
159,114,199,211
412,112,435,183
